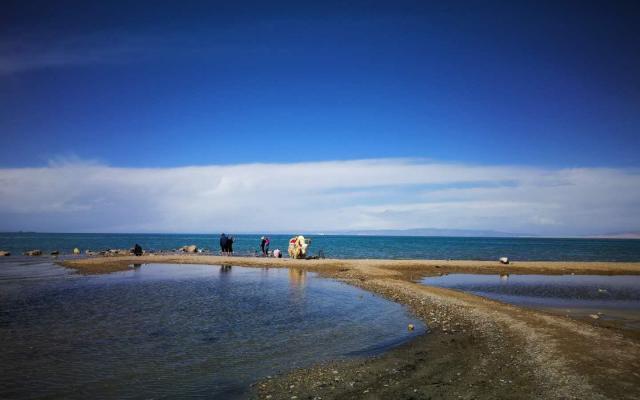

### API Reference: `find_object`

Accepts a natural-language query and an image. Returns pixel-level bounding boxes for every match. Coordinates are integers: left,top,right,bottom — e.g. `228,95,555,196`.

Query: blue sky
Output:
2,0,639,168
0,1,639,234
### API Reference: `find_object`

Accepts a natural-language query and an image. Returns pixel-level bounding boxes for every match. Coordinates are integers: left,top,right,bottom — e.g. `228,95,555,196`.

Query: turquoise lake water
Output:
0,259,423,399
1,233,640,261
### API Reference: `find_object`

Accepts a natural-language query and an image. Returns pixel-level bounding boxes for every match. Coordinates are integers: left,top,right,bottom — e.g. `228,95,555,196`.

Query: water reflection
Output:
289,268,307,289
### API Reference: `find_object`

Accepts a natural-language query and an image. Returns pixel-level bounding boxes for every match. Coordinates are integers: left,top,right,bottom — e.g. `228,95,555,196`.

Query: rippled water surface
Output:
0,259,423,399
421,274,640,329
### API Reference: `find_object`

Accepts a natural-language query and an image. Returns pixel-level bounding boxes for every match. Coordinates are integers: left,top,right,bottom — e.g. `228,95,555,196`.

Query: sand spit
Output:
61,255,640,399
61,254,640,276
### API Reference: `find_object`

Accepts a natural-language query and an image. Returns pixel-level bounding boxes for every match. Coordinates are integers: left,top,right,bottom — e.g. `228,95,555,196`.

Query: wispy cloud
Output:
0,29,284,75
0,33,153,75
0,158,638,235
0,30,225,75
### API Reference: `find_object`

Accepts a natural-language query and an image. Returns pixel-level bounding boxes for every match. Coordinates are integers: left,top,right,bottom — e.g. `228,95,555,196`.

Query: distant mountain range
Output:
4,229,639,239
585,232,640,239
319,228,640,239
329,228,533,238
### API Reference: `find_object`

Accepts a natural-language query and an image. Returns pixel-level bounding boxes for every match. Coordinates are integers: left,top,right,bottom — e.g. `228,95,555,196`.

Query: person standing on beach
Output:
260,236,267,256
220,233,228,255
227,236,234,255
265,237,270,255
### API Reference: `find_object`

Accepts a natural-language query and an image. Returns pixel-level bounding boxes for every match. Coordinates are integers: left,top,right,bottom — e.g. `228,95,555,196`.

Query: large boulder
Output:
24,249,42,256
0,251,10,256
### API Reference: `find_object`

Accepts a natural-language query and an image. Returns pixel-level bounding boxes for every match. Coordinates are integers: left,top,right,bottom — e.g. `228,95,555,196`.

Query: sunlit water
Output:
421,274,640,329
0,259,424,399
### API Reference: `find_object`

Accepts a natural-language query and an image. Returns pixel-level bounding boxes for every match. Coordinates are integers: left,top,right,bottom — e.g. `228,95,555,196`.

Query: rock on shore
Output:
0,251,10,256
104,249,130,256
181,245,198,253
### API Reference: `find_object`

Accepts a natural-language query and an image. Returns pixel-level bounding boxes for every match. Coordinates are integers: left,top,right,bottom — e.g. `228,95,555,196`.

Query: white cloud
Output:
0,158,638,235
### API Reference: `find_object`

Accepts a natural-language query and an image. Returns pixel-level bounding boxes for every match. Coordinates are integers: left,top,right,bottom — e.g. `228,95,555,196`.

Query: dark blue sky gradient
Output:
1,1,639,167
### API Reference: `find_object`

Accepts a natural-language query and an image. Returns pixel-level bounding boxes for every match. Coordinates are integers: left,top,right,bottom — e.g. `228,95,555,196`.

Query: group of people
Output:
260,237,282,257
219,233,234,256
218,234,283,258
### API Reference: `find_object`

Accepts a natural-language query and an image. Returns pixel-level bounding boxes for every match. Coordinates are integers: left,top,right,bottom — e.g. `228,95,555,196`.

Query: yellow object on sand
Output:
288,235,310,259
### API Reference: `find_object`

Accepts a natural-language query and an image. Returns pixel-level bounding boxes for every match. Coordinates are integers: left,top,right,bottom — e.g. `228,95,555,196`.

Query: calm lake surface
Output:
0,259,423,399
2,232,640,261
421,274,640,329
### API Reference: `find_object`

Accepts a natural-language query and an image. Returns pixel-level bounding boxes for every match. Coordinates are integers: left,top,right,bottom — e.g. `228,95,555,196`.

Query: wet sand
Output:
62,255,640,399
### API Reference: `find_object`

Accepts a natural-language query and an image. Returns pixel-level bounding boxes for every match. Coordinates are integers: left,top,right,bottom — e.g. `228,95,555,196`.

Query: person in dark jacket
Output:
220,233,229,255
260,236,267,256
227,236,234,255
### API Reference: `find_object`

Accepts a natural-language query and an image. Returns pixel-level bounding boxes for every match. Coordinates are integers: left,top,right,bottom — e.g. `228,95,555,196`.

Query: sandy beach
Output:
61,254,640,276
62,255,640,399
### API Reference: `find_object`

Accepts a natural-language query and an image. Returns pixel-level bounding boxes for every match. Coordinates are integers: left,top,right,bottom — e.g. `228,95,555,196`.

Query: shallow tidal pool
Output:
0,260,424,399
421,273,640,330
